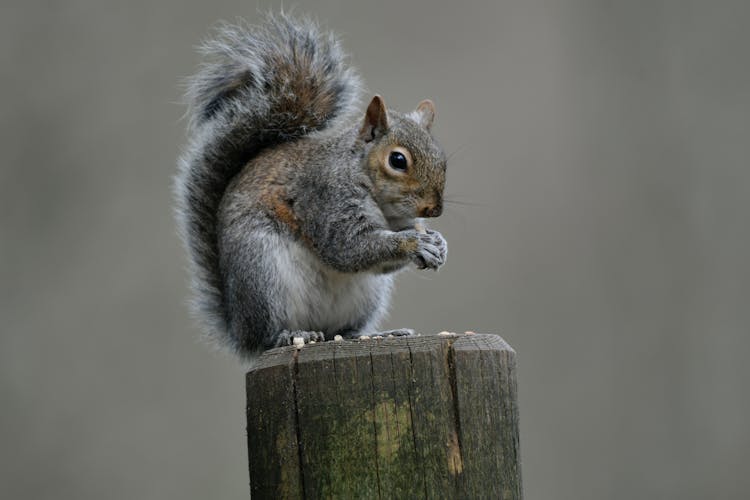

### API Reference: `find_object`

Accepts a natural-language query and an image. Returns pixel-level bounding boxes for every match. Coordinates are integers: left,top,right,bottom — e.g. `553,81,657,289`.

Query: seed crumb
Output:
334,335,343,342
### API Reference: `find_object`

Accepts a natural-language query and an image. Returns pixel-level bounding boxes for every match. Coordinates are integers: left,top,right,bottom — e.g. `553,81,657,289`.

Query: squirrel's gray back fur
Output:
175,13,362,347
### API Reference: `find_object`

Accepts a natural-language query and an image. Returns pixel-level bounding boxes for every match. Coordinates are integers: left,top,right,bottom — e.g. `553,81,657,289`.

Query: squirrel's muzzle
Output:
418,203,443,218
418,189,443,218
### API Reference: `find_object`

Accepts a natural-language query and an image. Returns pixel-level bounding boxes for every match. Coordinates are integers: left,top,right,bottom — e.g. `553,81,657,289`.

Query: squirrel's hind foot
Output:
376,328,415,337
344,328,415,339
275,330,326,347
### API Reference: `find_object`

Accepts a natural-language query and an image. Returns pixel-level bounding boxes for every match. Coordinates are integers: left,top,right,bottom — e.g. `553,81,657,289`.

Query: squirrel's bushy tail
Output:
175,13,361,346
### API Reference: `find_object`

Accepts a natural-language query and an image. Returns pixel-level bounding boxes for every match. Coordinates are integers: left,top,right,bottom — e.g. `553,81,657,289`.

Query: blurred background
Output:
2,0,749,498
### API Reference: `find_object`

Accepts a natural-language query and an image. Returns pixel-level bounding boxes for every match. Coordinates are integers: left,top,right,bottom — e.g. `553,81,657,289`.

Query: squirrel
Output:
175,13,448,360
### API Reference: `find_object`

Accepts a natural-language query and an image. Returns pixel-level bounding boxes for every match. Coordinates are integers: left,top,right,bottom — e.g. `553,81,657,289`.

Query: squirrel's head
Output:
359,95,447,227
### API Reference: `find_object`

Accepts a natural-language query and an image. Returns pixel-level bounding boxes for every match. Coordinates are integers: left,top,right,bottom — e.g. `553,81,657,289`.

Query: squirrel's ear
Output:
414,99,436,130
360,95,389,142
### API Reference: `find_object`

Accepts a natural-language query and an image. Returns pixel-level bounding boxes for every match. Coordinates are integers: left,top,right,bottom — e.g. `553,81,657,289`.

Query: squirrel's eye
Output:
388,151,408,172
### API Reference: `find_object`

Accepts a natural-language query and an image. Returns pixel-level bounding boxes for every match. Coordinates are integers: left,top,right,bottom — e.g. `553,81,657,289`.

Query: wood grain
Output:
246,333,522,499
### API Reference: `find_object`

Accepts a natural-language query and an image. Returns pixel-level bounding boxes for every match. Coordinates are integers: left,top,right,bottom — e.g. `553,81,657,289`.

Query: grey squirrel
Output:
176,13,448,359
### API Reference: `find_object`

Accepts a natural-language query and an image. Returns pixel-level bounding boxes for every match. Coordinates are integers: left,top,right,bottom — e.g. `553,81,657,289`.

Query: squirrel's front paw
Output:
411,229,447,270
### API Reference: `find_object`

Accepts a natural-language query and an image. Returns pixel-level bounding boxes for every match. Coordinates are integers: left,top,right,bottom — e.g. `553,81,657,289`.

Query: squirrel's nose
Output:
418,204,442,218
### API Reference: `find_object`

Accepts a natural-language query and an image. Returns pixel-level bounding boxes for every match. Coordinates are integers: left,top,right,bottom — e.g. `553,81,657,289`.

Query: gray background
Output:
2,1,749,498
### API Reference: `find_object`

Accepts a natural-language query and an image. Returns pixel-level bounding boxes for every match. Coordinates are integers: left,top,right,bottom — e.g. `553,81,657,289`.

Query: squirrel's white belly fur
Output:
268,233,392,333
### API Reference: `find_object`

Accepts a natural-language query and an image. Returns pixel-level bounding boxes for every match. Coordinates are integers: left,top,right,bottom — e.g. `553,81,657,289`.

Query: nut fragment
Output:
415,221,427,234
334,335,344,342
464,331,476,335
438,331,457,337
359,335,371,341
292,337,305,348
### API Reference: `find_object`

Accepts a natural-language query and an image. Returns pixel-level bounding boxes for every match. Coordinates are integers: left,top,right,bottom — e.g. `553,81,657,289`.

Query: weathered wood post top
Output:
246,333,522,499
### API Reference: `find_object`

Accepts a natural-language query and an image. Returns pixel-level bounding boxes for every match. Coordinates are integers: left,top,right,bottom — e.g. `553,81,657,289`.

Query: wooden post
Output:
246,333,522,499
